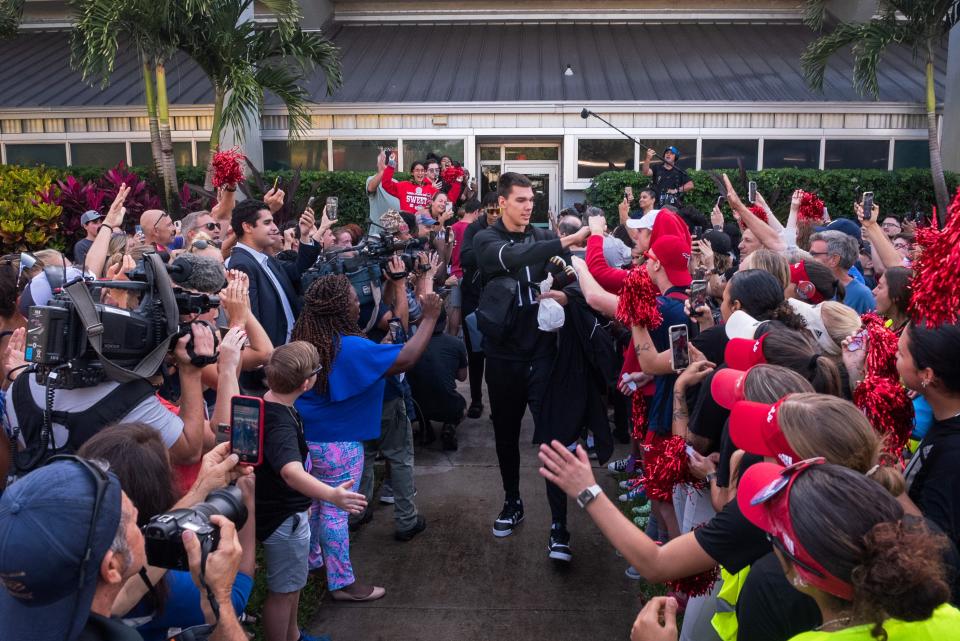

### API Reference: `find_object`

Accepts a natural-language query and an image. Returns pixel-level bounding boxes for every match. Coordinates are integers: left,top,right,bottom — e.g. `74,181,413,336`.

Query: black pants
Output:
462,321,485,406
485,355,568,525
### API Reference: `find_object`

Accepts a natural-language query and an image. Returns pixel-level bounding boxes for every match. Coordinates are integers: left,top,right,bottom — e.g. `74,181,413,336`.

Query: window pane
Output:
824,140,888,170
130,142,152,167
403,139,465,165
196,141,210,167
5,144,67,167
332,139,396,171
763,139,820,169
479,147,500,161
70,143,127,168
701,139,759,170
505,146,558,161
173,142,193,167
893,140,929,169
637,138,697,172
577,139,633,179
263,140,328,171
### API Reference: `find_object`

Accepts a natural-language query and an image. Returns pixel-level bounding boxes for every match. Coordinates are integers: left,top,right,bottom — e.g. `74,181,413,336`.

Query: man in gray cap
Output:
0,457,247,641
74,210,103,268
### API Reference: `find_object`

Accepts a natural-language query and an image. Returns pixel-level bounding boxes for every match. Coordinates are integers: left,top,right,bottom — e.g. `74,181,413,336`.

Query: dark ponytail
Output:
790,465,949,640
759,328,842,396
802,259,845,302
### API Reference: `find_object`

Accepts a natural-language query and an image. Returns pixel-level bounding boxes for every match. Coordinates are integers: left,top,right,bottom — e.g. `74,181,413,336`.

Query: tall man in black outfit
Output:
473,173,590,560
642,146,694,207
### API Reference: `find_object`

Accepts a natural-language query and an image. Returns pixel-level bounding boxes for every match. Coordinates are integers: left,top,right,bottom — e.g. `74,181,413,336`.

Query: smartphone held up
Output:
230,395,264,466
669,324,690,371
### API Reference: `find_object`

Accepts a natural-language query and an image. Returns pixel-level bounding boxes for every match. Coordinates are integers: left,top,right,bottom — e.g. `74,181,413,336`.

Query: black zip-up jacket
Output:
473,218,567,360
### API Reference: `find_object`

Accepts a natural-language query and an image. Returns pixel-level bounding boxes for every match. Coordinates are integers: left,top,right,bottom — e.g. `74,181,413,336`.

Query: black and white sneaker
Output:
548,523,572,562
492,499,524,537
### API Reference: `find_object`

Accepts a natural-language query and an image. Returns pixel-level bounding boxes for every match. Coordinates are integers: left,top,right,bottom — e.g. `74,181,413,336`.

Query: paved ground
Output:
307,383,641,641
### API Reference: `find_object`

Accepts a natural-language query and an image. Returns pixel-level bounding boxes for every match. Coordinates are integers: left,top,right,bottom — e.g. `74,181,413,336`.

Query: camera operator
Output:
77,428,256,641
0,457,248,641
642,147,693,207
473,172,590,551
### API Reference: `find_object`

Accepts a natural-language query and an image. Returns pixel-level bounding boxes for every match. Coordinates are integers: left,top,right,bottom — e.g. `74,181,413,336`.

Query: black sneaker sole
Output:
492,514,524,538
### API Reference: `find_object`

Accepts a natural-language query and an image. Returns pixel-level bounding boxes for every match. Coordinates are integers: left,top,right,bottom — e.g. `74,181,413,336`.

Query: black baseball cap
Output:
702,229,733,255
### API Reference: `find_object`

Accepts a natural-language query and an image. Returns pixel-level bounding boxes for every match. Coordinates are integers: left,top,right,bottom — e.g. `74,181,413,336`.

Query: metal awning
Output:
0,23,945,109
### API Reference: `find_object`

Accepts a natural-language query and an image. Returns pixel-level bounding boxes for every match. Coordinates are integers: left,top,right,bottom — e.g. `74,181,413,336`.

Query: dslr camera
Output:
144,485,248,571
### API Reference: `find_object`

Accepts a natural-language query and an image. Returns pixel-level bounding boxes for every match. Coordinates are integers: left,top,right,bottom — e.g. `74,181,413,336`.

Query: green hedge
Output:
584,168,960,225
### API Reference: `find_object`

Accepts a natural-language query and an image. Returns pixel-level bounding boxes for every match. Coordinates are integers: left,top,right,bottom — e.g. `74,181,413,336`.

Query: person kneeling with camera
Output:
256,341,368,641
0,456,249,641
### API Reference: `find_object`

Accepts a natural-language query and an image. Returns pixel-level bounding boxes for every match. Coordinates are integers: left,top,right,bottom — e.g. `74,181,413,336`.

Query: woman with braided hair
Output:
292,274,442,602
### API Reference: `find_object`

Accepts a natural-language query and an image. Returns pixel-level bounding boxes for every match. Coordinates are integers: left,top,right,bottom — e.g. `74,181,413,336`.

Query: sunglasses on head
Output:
750,457,825,506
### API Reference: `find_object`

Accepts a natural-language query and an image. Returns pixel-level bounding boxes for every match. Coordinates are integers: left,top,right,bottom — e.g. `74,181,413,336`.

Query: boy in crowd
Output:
256,342,368,641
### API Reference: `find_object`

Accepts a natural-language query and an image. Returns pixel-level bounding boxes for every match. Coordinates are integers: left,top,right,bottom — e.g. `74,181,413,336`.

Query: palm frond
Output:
851,20,903,97
254,64,313,138
801,22,867,93
0,0,25,38
801,0,828,31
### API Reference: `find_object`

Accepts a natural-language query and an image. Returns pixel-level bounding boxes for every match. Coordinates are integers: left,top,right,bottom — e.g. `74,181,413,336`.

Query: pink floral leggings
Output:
306,440,363,590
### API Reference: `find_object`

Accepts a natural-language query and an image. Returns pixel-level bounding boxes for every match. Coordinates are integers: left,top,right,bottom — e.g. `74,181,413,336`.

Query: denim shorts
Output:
447,280,462,308
263,511,310,593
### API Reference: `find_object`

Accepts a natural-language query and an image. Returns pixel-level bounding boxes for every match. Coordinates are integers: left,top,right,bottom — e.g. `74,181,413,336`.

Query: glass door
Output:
502,162,559,226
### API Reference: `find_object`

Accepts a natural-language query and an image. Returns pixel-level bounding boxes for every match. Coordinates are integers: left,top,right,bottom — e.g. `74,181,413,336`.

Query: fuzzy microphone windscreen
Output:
172,253,227,294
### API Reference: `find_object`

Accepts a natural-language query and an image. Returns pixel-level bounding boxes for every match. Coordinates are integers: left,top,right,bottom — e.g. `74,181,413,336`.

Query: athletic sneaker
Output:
467,401,483,419
618,486,647,503
607,455,636,474
625,565,644,581
620,479,647,490
633,516,649,529
547,522,572,562
492,499,524,537
585,435,597,460
632,503,652,516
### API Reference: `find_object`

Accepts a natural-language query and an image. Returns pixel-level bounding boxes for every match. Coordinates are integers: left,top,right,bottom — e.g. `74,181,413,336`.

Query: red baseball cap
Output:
647,235,693,288
729,398,802,467
724,335,768,371
789,262,825,304
710,367,749,410
738,459,855,601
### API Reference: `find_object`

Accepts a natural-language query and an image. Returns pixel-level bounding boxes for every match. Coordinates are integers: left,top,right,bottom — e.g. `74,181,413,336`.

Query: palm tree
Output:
70,0,199,211
177,0,342,188
0,0,24,39
801,1,955,224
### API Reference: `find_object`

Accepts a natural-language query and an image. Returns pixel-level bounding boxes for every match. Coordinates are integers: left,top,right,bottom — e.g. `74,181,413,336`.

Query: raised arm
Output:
642,147,654,177
585,217,629,294
368,150,387,193
571,256,618,318
85,183,130,278
723,175,785,253
380,162,400,197
856,201,903,270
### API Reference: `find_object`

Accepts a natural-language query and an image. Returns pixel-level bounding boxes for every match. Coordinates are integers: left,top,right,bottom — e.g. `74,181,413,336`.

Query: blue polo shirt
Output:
648,290,693,435
296,335,402,443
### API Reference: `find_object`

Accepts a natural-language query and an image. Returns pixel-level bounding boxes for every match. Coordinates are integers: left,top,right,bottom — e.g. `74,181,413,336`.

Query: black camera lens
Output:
193,485,248,531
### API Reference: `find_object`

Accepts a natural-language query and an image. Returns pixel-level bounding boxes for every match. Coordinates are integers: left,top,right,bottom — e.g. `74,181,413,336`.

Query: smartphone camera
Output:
669,324,690,371
230,395,264,466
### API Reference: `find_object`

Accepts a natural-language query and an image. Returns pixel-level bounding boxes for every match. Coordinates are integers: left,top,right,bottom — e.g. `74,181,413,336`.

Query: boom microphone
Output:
580,108,591,119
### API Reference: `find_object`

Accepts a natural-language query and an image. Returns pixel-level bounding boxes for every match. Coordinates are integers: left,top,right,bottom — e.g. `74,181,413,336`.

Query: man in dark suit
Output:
227,199,318,348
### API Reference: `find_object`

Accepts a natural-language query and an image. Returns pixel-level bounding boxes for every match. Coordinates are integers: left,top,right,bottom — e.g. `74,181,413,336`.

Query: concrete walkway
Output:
308,384,640,641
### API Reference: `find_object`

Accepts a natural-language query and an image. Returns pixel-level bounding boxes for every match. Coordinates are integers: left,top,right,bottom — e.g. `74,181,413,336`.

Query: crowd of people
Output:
0,140,959,641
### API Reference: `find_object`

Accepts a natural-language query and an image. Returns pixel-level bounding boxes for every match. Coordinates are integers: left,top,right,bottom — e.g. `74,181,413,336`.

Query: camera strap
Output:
65,253,180,383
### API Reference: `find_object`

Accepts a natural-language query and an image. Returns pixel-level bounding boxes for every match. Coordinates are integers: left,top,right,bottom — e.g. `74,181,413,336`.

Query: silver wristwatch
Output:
576,484,603,509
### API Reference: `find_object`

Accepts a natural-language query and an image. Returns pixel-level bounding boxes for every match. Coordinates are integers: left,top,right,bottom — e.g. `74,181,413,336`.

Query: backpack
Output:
476,233,536,343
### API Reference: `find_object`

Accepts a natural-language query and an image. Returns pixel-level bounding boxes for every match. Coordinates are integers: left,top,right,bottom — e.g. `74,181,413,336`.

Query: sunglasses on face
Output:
202,222,221,232
154,212,170,230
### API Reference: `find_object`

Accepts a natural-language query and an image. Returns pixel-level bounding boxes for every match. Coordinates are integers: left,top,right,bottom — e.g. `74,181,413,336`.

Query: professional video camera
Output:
24,252,220,389
301,231,429,306
144,485,248,571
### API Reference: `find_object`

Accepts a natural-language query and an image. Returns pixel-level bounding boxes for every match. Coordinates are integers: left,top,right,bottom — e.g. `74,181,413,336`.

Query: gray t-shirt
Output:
5,378,184,449
73,238,94,267
366,175,401,234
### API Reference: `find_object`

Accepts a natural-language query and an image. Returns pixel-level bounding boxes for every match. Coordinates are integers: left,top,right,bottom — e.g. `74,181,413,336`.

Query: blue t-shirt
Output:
126,571,253,641
841,279,876,315
848,265,865,284
295,335,402,443
648,293,693,435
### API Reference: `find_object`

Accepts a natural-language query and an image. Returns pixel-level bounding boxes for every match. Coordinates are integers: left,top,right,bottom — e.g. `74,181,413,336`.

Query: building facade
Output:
2,0,950,218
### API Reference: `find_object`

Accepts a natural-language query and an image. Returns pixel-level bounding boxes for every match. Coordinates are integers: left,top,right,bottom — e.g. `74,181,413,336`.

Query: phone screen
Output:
231,396,263,465
669,325,690,371
690,280,708,311
693,225,703,240
861,192,874,221
748,181,757,204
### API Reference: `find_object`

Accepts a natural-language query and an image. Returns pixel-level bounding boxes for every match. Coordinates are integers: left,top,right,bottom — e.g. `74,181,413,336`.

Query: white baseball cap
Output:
626,209,659,230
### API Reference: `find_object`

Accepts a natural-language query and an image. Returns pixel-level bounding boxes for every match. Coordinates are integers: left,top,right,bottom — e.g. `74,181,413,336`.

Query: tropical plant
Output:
176,0,341,188
69,0,200,211
800,0,957,223
0,0,24,39
0,166,64,251
37,175,107,250
98,164,162,234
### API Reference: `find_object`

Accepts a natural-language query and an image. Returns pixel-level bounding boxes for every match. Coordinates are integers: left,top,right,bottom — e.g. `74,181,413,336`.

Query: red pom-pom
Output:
211,148,246,189
641,435,699,502
631,389,649,442
797,191,825,223
909,188,960,327
740,204,769,230
441,165,464,186
616,266,663,330
853,312,913,454
665,566,720,598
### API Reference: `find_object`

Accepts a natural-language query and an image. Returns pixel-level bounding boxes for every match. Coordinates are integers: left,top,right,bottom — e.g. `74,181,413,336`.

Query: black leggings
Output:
485,355,568,525
462,322,485,406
